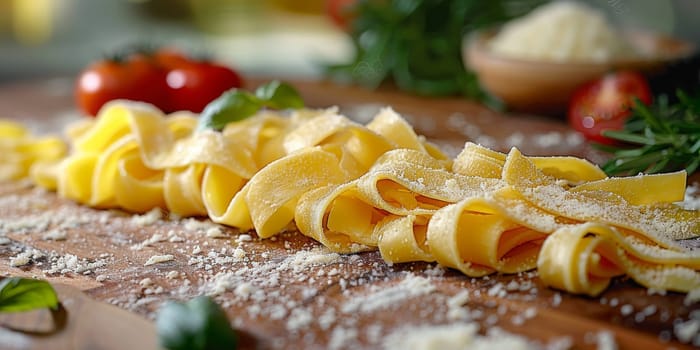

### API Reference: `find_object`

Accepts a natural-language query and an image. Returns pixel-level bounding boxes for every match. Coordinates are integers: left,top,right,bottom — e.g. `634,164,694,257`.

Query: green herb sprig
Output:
325,0,547,103
156,296,238,350
0,277,59,313
598,90,700,176
197,80,304,131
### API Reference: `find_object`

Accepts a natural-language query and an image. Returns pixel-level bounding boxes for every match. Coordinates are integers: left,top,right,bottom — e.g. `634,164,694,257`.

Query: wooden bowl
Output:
464,29,696,115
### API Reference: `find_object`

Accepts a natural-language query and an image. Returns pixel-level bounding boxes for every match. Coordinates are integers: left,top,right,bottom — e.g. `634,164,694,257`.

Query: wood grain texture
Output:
0,78,698,350
0,284,158,350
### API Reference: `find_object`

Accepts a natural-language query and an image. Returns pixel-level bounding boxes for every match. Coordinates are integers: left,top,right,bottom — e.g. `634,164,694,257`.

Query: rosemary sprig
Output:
598,90,700,176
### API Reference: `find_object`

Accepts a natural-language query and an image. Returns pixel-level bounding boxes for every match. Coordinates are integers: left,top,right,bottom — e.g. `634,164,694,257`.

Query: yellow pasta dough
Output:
12,100,699,297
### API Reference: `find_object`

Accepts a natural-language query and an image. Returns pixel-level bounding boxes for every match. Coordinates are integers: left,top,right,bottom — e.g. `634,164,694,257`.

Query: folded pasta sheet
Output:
8,101,699,296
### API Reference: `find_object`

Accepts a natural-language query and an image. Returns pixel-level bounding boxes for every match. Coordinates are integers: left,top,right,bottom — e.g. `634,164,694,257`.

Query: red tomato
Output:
75,47,244,116
152,48,191,69
75,54,167,117
568,71,652,144
325,0,357,31
163,60,243,113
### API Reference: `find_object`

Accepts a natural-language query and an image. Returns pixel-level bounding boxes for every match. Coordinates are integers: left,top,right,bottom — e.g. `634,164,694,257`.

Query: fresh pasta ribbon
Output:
223,147,348,237
454,142,607,183
503,148,699,245
0,120,66,182
538,222,700,296
10,100,697,297
377,214,434,263
426,197,545,276
295,183,376,253
570,171,687,205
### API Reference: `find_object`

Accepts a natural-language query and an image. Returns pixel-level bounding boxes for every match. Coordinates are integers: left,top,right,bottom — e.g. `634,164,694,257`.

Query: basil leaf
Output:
197,81,305,132
254,80,305,110
156,296,238,350
197,90,262,132
0,277,59,313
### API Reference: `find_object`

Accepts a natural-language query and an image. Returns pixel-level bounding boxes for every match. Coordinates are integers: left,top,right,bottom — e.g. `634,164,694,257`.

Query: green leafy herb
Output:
156,296,238,350
253,80,304,110
325,0,547,103
598,90,700,176
0,277,59,313
197,80,304,131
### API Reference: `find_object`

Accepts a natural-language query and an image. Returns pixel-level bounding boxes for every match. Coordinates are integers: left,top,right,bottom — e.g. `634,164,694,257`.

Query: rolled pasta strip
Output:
537,223,624,296
325,187,383,247
295,184,374,253
200,164,246,222
356,149,502,216
89,136,139,207
220,186,255,231
58,152,98,203
283,109,355,152
30,159,61,190
427,197,546,276
143,129,257,179
223,111,296,168
91,102,257,179
620,256,700,294
163,164,207,217
377,214,434,263
570,171,686,205
454,142,606,183
73,101,137,153
529,155,607,184
538,222,700,296
503,148,700,245
366,107,448,160
0,120,67,182
233,147,349,238
114,152,165,212
453,142,507,178
284,112,396,173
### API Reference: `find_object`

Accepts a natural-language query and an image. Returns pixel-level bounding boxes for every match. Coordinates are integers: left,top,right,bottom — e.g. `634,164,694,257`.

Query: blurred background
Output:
0,0,353,82
0,0,698,84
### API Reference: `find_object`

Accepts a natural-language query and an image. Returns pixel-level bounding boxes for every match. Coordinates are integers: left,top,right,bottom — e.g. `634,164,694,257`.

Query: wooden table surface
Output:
0,77,698,350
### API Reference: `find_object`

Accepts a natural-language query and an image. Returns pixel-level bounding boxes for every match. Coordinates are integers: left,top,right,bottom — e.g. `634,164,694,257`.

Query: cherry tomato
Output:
75,47,244,116
152,47,191,70
325,0,357,31
163,60,244,113
567,71,652,144
75,54,167,117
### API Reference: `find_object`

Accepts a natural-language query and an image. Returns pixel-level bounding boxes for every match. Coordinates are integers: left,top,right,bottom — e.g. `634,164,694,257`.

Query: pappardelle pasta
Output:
5,100,700,297
0,120,66,182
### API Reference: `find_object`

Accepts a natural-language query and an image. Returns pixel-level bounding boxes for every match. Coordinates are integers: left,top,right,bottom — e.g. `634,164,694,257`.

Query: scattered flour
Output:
341,274,436,314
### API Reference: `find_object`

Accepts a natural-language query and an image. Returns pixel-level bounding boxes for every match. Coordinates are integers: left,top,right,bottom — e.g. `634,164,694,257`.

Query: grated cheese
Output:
42,229,67,241
685,288,700,306
130,208,162,226
383,324,539,350
144,254,174,266
594,330,618,350
674,319,700,344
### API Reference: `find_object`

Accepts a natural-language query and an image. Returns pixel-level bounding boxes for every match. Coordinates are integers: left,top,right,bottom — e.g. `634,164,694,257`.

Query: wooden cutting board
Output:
0,77,698,350
0,284,158,350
